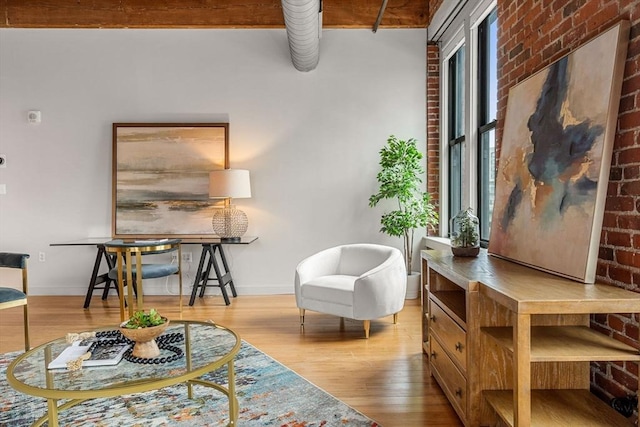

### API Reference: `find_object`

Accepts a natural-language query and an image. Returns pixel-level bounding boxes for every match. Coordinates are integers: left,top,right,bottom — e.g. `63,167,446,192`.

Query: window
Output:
448,46,465,226
427,0,497,248
477,8,498,244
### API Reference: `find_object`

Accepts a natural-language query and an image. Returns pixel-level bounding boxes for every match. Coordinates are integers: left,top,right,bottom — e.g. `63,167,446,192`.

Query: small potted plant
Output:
450,208,480,257
119,308,169,358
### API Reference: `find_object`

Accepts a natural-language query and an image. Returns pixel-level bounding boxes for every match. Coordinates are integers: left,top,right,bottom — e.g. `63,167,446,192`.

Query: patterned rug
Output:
0,341,380,426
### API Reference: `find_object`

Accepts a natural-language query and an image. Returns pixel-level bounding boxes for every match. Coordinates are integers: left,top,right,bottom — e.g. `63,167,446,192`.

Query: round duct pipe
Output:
281,0,321,72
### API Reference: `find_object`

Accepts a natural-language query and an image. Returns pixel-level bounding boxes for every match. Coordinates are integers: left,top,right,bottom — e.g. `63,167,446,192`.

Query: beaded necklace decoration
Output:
91,330,185,365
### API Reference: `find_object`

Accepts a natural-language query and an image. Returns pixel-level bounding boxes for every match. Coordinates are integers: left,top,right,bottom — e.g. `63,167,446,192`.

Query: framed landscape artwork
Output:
488,22,629,283
112,123,229,238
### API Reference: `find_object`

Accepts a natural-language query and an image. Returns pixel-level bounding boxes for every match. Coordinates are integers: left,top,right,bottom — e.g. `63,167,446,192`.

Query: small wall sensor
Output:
27,110,41,123
0,154,5,168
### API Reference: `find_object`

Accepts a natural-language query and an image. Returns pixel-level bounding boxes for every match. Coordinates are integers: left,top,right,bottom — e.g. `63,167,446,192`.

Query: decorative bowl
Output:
119,318,170,358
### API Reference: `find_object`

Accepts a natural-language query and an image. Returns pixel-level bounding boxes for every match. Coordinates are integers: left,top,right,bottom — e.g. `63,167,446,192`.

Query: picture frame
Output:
112,123,229,238
488,22,629,283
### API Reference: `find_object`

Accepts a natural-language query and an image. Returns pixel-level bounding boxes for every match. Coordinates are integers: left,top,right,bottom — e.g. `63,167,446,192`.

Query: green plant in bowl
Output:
120,309,169,358
122,308,166,329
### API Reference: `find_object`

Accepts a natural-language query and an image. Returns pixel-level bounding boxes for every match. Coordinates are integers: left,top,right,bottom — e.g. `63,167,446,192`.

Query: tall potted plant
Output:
369,135,438,298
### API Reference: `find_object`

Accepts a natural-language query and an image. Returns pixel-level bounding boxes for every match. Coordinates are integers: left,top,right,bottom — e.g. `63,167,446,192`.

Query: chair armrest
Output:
294,247,342,303
353,252,406,319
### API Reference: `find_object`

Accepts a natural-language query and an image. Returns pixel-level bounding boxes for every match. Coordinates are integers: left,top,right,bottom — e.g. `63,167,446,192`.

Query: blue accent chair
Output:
0,253,30,351
104,239,182,321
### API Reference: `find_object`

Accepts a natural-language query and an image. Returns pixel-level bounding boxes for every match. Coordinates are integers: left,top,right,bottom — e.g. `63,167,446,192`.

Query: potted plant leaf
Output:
369,135,438,298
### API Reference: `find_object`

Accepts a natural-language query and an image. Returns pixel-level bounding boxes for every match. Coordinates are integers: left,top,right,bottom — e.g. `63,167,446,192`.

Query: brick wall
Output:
496,0,640,407
426,42,440,235
426,0,444,237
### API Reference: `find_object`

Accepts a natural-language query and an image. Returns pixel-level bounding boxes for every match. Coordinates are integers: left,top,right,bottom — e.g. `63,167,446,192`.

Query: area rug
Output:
0,341,380,426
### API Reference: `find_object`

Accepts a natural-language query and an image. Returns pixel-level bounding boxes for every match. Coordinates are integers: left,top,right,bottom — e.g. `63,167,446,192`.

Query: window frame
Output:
476,7,498,246
427,0,497,248
448,46,466,229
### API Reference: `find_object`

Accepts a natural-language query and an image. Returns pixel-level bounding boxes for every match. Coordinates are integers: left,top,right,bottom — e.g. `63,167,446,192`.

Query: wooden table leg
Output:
83,245,106,309
513,313,531,427
189,245,209,306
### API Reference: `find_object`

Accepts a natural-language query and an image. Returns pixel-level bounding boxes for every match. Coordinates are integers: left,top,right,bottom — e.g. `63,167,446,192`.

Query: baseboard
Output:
28,284,294,296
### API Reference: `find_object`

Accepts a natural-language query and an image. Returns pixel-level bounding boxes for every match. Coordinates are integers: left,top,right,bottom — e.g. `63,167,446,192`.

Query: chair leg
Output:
299,308,305,326
23,304,30,352
393,313,398,324
363,320,370,339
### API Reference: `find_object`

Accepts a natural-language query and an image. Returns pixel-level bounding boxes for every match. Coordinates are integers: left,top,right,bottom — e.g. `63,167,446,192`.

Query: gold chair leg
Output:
363,320,370,339
393,313,398,324
299,308,305,325
23,303,30,351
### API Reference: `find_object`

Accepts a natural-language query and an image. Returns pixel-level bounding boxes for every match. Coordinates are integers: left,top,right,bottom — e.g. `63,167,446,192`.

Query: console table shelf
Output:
482,326,640,362
431,291,466,325
421,249,640,427
484,389,630,427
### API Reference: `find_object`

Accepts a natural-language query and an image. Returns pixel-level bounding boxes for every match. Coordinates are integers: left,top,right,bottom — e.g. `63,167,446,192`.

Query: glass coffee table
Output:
6,320,240,427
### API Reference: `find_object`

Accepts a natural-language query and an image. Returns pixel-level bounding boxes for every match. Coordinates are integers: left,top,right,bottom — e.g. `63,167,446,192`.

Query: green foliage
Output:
451,208,479,248
369,135,438,272
123,308,166,329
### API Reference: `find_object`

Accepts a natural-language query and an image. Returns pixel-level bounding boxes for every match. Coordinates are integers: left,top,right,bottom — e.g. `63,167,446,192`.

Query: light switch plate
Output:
0,184,6,195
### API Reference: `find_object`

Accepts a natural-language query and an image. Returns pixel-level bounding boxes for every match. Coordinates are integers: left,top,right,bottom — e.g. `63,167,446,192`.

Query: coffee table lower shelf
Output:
483,389,632,427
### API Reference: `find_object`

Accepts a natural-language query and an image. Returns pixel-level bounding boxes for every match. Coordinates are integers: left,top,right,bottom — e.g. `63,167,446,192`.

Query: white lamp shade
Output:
209,169,252,199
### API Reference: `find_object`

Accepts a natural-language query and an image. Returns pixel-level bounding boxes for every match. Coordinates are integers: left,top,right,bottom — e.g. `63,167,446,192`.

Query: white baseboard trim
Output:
28,284,295,296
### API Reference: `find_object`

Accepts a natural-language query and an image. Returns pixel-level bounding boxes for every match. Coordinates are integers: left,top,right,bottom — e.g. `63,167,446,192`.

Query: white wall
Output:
0,28,427,296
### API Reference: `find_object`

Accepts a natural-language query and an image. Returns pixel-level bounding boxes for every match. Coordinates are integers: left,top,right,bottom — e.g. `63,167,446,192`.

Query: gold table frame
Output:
7,320,240,427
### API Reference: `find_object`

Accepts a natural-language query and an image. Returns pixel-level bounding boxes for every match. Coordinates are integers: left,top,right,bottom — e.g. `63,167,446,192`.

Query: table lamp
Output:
209,169,252,242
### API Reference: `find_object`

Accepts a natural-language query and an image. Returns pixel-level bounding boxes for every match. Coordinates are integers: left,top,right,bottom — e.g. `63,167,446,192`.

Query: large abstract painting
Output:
112,123,228,238
488,22,629,283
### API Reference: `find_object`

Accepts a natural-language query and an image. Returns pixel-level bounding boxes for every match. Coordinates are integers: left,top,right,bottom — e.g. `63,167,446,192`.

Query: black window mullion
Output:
476,8,497,247
448,47,465,231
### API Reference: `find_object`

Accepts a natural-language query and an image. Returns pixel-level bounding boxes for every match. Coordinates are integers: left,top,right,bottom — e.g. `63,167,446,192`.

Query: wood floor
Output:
0,294,462,426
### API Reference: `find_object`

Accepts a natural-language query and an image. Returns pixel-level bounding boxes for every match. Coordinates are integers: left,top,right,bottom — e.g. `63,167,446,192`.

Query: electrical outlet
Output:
171,253,192,262
38,252,45,262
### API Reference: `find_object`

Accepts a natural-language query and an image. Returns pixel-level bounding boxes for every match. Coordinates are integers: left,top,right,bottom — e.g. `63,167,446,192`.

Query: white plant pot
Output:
406,272,421,299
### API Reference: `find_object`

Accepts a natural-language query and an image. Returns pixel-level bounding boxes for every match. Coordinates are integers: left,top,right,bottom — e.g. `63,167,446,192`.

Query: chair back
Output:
0,252,30,351
0,253,30,269
337,244,398,276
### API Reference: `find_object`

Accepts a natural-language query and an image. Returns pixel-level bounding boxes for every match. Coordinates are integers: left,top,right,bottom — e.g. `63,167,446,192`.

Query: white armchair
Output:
294,243,407,338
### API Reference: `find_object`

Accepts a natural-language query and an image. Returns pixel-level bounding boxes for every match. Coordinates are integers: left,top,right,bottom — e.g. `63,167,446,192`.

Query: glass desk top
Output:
7,320,240,399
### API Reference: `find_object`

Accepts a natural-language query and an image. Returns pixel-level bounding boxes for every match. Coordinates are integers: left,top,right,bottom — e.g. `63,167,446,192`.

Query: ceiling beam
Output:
0,0,430,29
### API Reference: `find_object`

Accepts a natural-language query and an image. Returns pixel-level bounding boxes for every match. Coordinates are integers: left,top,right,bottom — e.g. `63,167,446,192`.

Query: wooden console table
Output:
422,249,640,427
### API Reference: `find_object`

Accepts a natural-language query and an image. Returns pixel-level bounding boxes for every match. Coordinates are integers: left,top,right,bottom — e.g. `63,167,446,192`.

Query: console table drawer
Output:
430,337,467,419
429,299,467,371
